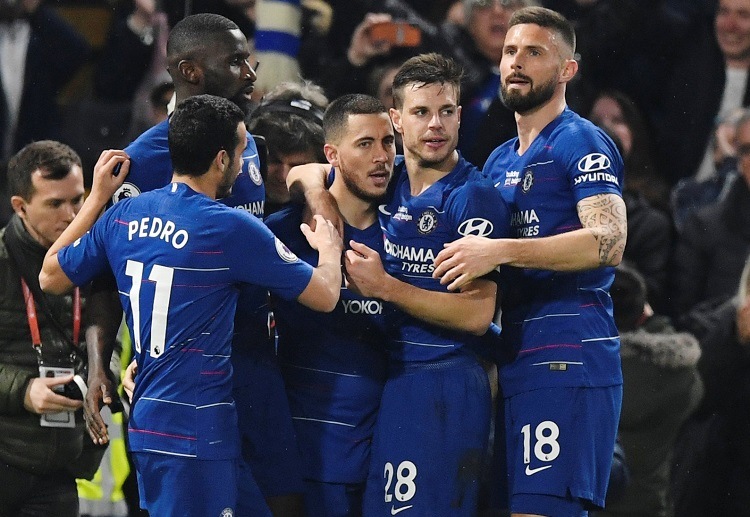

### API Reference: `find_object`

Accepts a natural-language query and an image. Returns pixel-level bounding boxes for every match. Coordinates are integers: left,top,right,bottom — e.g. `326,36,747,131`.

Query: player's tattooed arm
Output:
576,193,627,267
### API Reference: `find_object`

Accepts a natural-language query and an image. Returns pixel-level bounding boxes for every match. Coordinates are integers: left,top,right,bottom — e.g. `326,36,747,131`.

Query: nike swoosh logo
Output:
379,204,392,216
391,505,413,515
525,464,552,476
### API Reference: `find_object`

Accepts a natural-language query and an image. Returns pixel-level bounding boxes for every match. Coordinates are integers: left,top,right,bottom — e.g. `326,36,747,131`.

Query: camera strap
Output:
21,278,80,352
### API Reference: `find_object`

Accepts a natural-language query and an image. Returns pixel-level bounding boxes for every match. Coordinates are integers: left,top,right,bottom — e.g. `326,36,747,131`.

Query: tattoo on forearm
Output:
577,194,627,266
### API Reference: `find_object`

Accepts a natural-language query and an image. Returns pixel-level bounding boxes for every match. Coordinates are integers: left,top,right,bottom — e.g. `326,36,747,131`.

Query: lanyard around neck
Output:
21,278,80,350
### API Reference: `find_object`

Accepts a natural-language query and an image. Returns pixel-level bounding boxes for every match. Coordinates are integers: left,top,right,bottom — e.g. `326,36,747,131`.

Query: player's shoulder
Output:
483,138,518,171
550,109,614,148
449,155,496,193
126,119,169,156
114,120,171,203
264,205,303,235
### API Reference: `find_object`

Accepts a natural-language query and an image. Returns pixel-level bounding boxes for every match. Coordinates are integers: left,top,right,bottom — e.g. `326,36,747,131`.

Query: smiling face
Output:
716,0,750,66
390,82,461,169
327,113,396,202
499,22,574,114
199,29,257,115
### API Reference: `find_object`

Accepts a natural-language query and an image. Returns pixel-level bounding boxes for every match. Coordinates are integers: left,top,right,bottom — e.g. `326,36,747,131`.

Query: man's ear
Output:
178,59,202,85
214,150,228,171
10,196,27,218
559,59,578,84
390,108,404,134
324,144,339,167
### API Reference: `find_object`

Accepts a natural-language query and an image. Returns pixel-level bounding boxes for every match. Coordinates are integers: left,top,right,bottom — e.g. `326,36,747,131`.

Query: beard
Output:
229,93,253,117
500,74,557,114
340,167,388,204
217,156,238,199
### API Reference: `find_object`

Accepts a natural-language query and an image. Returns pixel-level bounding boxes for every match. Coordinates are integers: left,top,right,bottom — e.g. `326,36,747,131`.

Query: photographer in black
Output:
0,141,114,516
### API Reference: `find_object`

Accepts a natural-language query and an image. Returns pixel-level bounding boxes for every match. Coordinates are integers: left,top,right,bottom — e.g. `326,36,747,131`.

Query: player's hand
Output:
122,360,137,403
303,189,345,237
24,375,83,414
344,240,391,298
347,13,394,67
84,364,115,444
301,215,343,260
433,235,499,291
89,149,131,208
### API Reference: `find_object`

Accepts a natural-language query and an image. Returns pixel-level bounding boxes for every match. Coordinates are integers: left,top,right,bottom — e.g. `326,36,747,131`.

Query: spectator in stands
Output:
599,263,703,517
0,0,89,161
672,253,750,516
671,107,742,233
589,90,670,212
317,0,536,167
588,91,673,313
671,109,750,318
655,0,750,184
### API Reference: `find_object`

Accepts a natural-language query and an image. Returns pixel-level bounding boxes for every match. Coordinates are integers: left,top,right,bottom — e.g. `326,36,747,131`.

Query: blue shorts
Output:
232,349,304,499
304,479,365,517
503,385,622,514
132,453,239,516
363,356,491,517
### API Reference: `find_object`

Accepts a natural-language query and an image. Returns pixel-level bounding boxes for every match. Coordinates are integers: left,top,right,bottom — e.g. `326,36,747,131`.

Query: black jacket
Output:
0,6,90,159
0,216,86,475
671,177,750,318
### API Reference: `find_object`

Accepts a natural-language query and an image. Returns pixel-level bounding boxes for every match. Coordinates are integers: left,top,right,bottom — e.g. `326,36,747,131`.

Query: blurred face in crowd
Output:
266,149,320,205
326,113,395,202
716,0,750,66
199,29,257,115
734,118,750,186
468,0,526,64
500,22,574,114
12,167,84,249
376,66,399,109
391,82,461,170
590,95,632,156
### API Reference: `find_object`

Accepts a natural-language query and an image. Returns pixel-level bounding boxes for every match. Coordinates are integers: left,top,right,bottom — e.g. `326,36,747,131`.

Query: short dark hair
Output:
323,94,389,144
8,140,82,199
392,53,463,109
611,263,648,332
169,94,245,177
509,6,576,55
167,13,239,60
248,81,328,161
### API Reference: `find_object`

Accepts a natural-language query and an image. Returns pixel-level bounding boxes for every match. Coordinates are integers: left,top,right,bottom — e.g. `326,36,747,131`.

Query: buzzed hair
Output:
391,53,463,110
323,94,388,144
167,13,239,59
8,140,82,200
509,6,576,55
169,94,245,177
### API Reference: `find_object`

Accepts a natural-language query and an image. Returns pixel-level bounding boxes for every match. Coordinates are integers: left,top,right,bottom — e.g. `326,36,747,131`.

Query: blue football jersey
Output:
58,183,314,460
112,119,265,217
484,108,625,396
265,203,389,484
379,155,511,363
